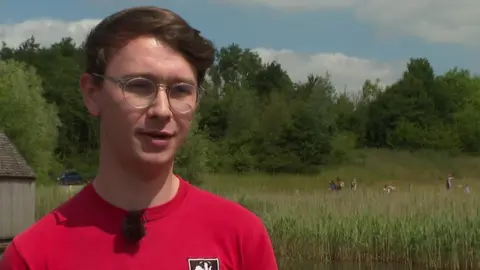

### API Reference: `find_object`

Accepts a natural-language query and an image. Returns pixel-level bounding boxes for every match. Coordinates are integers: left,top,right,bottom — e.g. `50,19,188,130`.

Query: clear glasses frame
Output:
91,73,204,113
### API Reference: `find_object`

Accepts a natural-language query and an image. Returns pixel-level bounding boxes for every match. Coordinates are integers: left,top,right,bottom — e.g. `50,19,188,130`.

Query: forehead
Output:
105,36,196,83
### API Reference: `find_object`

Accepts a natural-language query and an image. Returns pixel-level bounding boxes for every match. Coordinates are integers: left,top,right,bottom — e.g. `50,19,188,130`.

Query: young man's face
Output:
81,36,197,167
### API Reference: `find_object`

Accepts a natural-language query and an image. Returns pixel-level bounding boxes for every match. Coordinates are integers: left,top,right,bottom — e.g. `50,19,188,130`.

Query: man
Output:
383,184,396,193
0,6,278,270
328,180,336,191
446,173,453,190
350,178,357,190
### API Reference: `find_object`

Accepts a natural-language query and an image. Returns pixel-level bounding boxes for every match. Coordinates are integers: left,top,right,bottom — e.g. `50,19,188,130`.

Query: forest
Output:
1,36,479,184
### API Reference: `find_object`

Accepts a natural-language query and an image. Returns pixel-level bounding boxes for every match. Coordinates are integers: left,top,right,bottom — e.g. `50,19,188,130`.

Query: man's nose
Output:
146,90,172,119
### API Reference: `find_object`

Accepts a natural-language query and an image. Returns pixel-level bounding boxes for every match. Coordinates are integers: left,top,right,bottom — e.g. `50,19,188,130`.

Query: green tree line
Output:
1,37,479,184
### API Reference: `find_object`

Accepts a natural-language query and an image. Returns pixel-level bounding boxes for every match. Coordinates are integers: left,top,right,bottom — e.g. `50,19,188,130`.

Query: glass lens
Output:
124,78,157,107
168,83,198,113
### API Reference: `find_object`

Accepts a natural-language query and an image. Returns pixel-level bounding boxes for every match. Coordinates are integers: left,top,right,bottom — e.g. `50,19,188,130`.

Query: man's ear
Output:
79,73,101,117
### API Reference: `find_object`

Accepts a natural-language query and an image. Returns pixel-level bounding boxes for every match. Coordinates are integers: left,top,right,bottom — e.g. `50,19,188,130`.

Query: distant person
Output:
351,178,357,190
329,180,336,191
0,6,277,270
446,173,454,190
383,184,396,193
464,184,470,193
336,177,344,190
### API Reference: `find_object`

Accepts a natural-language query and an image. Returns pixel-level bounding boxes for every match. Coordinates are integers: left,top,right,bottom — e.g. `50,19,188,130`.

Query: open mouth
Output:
139,131,173,140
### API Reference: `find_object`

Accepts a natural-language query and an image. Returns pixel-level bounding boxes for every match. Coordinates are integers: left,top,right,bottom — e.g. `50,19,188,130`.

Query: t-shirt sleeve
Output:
0,242,28,270
240,217,278,270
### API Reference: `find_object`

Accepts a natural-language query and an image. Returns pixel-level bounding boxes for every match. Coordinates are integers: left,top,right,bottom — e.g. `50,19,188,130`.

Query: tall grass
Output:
35,185,80,219
232,189,480,269
33,150,480,269
36,184,479,269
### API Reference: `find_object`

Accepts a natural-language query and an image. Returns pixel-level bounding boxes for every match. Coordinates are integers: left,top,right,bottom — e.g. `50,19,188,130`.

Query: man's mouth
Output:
138,131,174,140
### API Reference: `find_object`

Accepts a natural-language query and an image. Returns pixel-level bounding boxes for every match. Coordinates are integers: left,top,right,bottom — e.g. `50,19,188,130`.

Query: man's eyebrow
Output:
170,76,197,86
120,72,157,80
120,72,197,85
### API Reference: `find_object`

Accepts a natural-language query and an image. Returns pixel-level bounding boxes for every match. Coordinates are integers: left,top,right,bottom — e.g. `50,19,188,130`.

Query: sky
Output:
0,0,479,91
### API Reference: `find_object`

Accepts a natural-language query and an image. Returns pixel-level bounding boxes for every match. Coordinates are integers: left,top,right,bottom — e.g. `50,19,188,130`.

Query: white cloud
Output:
222,0,355,9
222,0,480,46
0,19,99,47
253,48,402,91
0,19,402,91
355,1,480,46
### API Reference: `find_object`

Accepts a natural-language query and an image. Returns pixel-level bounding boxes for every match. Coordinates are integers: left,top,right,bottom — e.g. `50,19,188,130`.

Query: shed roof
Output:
0,132,35,179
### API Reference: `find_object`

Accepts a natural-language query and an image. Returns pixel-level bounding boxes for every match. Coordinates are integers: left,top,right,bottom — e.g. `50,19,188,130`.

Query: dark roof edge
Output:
0,132,36,178
0,175,36,181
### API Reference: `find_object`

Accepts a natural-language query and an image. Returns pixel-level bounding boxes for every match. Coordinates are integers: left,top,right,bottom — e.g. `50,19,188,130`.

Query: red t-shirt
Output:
0,177,278,270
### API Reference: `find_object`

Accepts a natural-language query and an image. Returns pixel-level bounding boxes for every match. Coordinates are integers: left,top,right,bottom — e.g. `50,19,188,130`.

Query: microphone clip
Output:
122,211,146,242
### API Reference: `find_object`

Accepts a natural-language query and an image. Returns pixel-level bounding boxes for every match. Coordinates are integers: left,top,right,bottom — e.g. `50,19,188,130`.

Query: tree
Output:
2,37,480,178
0,60,61,182
0,37,97,163
174,118,211,185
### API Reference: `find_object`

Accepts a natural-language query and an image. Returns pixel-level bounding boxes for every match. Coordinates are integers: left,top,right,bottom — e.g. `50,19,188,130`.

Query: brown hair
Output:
84,6,215,85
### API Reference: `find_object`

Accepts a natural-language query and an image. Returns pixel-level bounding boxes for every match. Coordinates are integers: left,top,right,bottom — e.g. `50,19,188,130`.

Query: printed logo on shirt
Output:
188,258,220,270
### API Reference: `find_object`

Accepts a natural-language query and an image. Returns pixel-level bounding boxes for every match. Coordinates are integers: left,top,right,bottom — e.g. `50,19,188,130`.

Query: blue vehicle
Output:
57,171,83,185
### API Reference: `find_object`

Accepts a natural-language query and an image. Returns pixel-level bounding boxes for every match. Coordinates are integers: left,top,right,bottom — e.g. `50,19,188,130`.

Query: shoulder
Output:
3,208,61,268
12,211,56,248
5,189,85,266
180,179,271,244
184,184,278,269
186,183,266,231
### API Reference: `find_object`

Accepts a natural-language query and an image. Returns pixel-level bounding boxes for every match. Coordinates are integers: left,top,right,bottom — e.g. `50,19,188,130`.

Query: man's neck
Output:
92,151,179,211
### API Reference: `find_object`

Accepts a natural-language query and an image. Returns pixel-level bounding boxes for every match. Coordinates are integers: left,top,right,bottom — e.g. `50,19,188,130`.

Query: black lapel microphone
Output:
122,211,146,242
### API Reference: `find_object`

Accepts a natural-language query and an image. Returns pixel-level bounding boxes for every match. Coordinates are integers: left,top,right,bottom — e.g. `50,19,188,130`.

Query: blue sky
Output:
0,0,478,91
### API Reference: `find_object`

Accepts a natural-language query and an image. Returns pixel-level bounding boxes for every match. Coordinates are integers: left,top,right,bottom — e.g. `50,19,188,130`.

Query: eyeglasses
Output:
91,73,203,113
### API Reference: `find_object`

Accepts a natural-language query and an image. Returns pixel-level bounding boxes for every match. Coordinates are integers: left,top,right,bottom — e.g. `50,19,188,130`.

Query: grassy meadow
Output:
35,149,480,269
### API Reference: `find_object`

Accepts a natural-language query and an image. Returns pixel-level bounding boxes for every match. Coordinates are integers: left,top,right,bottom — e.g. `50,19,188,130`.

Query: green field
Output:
36,150,480,269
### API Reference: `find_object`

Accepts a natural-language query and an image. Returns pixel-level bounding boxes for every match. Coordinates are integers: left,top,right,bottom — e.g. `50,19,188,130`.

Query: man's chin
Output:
137,151,175,166
132,138,177,166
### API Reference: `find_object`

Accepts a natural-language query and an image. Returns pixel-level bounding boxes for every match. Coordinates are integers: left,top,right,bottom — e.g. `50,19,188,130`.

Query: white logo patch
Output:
188,258,220,270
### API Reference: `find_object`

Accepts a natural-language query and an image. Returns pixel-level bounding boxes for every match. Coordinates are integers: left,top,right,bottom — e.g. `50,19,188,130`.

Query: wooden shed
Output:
0,132,36,241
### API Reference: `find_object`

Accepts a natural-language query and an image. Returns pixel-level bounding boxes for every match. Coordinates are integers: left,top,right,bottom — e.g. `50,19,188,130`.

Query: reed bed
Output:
36,175,479,269
229,188,480,269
